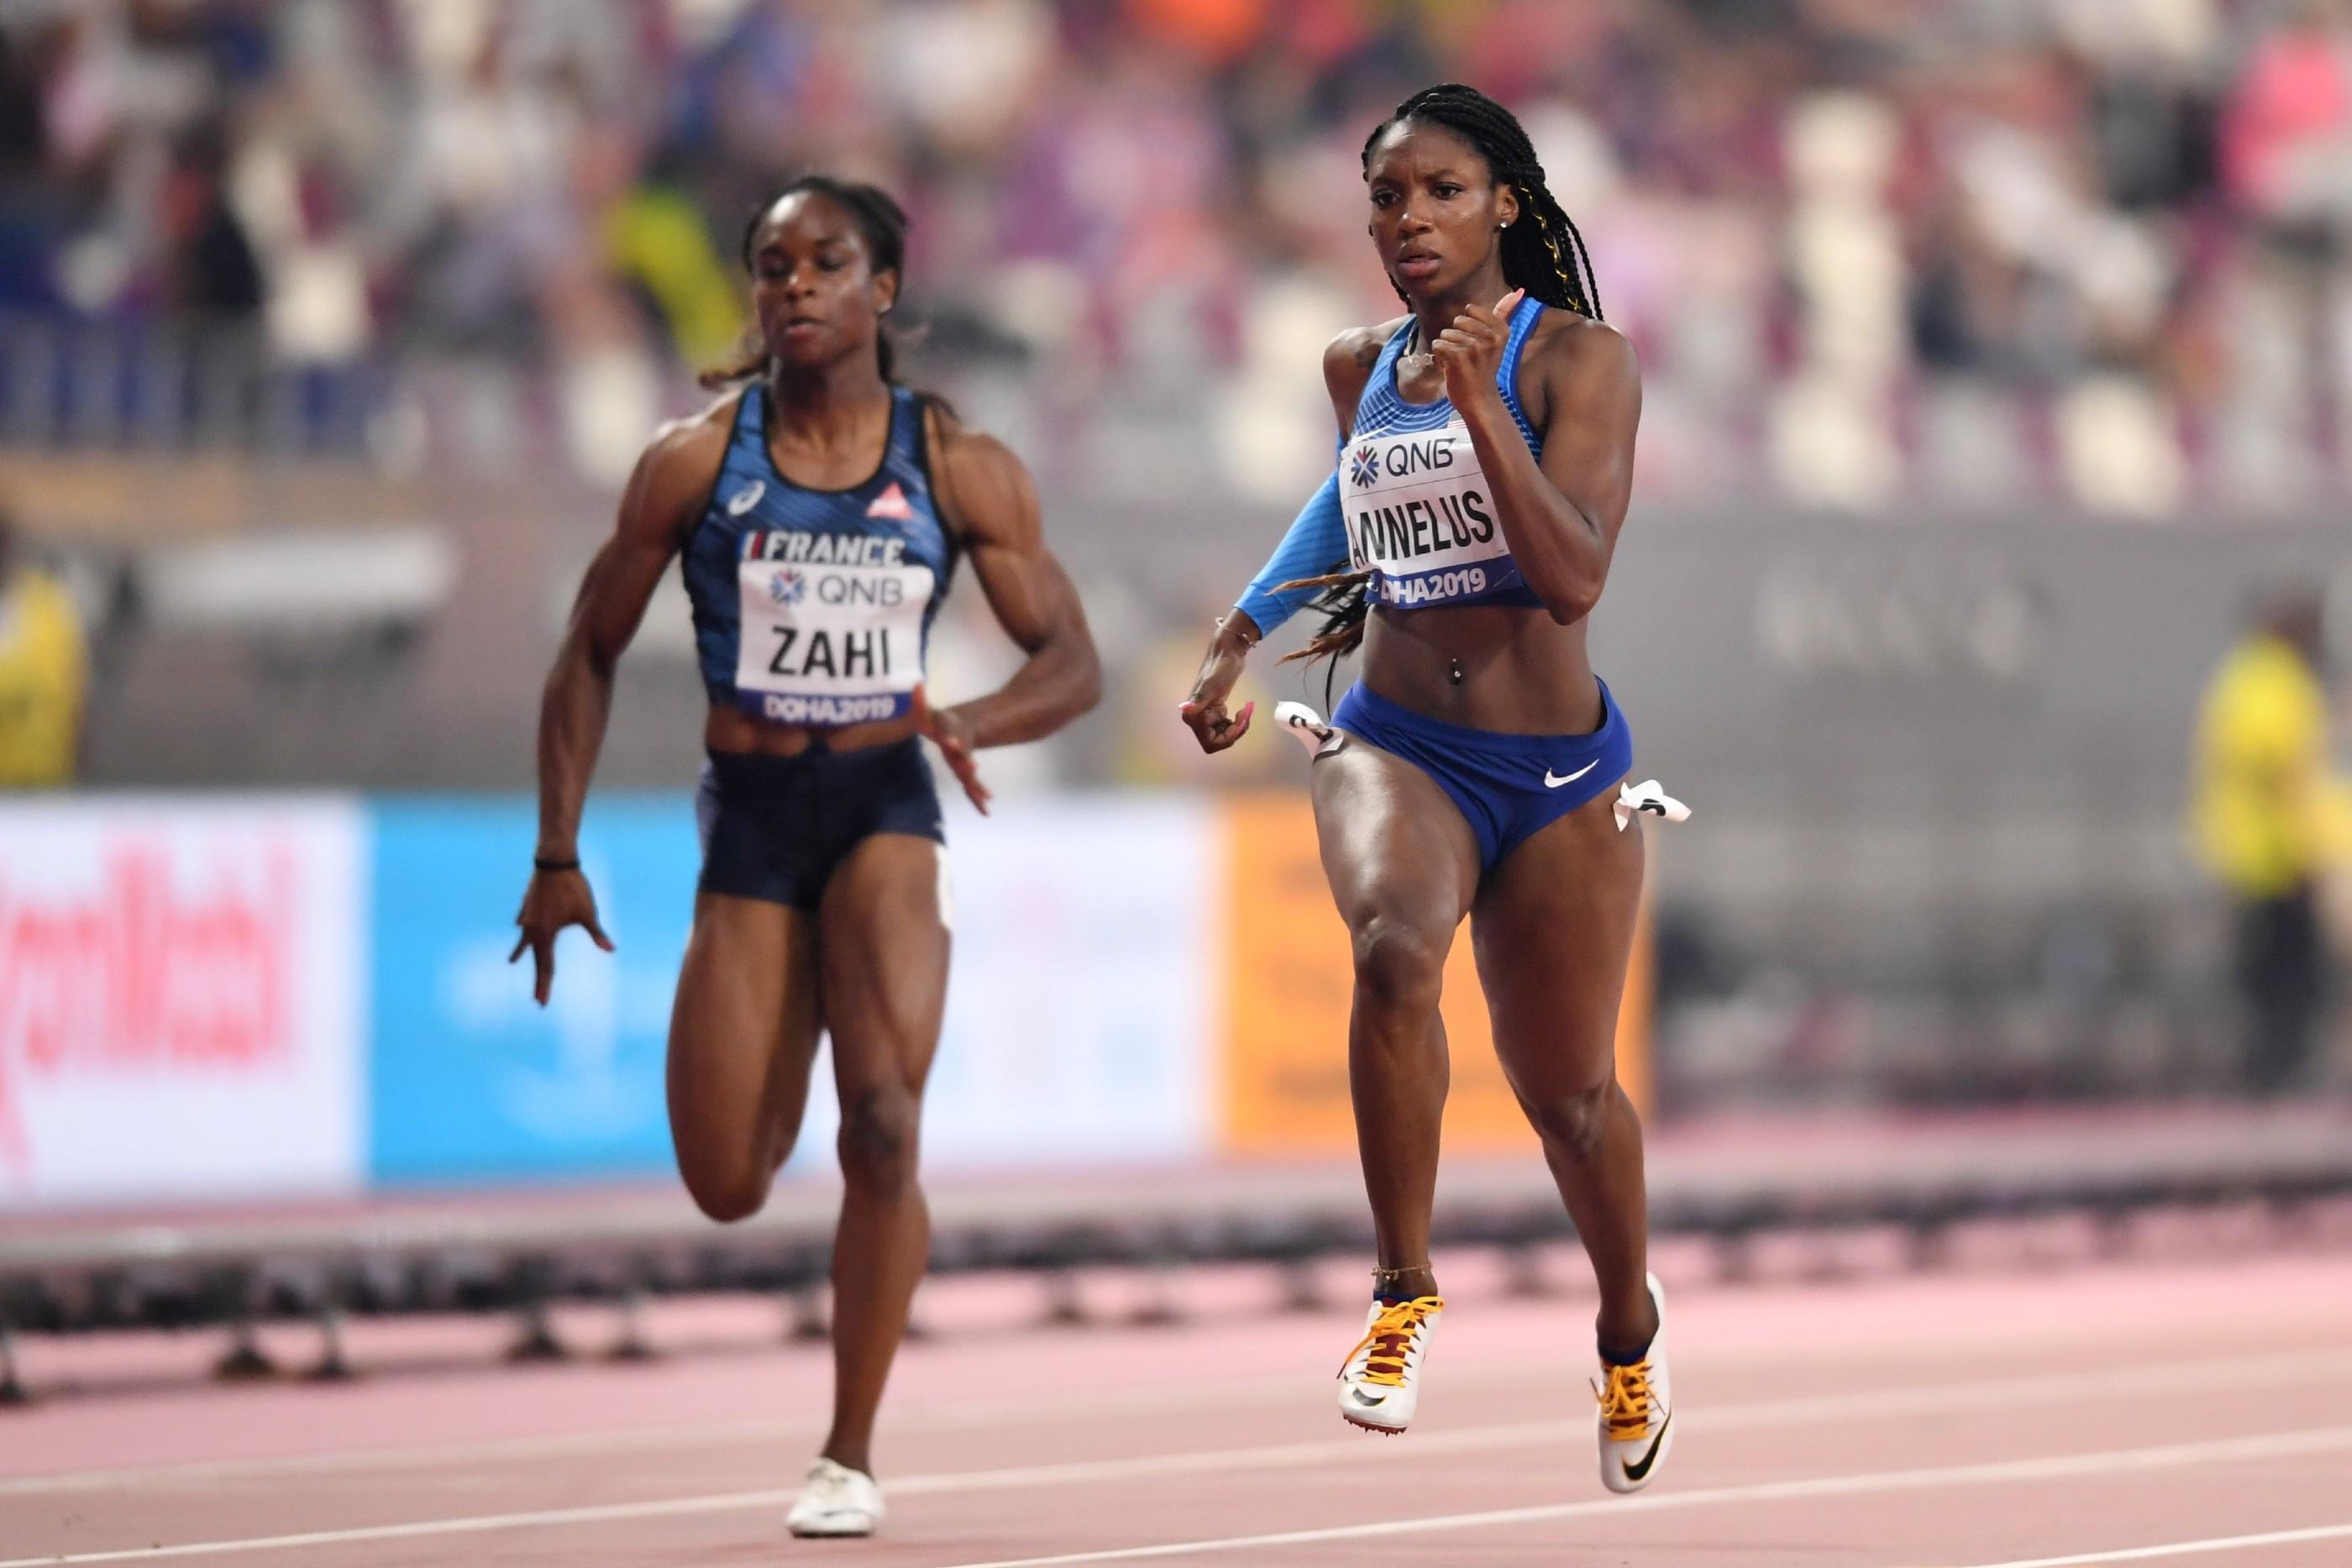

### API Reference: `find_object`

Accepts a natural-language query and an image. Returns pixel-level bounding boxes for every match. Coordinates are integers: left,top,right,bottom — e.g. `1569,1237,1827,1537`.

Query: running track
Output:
3,1247,2349,1566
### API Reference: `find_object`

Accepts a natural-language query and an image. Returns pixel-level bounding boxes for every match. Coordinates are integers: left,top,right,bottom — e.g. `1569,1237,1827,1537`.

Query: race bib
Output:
732,549,933,727
1341,421,1518,608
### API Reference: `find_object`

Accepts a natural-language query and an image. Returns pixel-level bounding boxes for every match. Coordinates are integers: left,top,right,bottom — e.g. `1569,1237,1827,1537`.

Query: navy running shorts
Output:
1331,679,1634,873
695,738,944,910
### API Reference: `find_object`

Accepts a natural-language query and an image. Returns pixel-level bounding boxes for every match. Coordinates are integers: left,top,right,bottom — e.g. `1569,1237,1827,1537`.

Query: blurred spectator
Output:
2,0,2350,510
0,500,89,789
2189,590,2348,1095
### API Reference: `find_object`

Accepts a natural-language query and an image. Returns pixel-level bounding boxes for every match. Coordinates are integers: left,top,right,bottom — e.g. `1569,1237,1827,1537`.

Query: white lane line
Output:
921,1427,2352,1568
12,1341,2350,1499
4,1371,2350,1565
1955,1522,2352,1566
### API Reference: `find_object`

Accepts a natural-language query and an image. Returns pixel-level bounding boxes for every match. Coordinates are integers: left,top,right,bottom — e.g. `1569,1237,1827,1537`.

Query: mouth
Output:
778,313,826,338
1394,249,1442,283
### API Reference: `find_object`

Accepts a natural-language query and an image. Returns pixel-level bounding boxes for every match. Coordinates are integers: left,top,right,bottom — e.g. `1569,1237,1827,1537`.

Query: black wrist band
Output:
533,855,580,873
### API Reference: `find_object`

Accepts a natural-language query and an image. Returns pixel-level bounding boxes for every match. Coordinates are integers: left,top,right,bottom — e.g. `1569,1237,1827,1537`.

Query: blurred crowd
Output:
5,0,2352,511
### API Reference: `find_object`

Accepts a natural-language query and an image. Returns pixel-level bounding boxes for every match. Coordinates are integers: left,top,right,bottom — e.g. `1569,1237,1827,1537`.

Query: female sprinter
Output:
512,176,1100,1538
1182,85,1672,1492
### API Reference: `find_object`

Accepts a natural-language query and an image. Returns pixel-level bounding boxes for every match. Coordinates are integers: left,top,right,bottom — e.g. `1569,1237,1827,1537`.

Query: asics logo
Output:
1544,759,1599,789
1620,1410,1672,1484
727,481,766,516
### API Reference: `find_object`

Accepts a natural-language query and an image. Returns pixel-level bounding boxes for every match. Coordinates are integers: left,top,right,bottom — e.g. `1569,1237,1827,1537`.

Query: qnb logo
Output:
769,569,807,606
0,849,297,1174
1348,446,1379,488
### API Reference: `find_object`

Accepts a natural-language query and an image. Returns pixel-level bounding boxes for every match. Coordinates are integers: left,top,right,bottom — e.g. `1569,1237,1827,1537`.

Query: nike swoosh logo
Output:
1350,1388,1387,1407
1544,759,1599,789
1620,1409,1671,1483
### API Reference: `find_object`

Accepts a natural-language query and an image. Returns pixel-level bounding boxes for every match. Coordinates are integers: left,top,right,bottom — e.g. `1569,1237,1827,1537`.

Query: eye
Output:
816,255,847,272
1371,189,1398,209
1434,183,1463,199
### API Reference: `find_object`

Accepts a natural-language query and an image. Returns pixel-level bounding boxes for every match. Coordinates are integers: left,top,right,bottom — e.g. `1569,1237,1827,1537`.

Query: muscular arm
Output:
1454,317,1641,627
1213,326,1397,650
1183,325,1396,752
928,412,1101,748
533,417,720,858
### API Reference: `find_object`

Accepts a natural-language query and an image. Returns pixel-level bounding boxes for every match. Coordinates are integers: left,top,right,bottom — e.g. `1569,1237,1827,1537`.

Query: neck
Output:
1409,265,1513,348
765,354,891,438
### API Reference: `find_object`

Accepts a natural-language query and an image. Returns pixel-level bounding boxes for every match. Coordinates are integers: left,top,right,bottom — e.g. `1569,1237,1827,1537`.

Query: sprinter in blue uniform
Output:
1183,86,1674,1495
513,177,1099,1539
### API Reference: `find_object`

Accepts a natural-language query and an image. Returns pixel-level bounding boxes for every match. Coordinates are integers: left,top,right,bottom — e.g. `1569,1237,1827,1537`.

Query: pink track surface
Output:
4,1248,2352,1566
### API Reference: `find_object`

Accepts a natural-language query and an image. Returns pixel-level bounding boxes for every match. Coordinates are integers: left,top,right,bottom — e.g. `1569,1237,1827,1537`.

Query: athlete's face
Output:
748,192,899,370
1363,120,1519,301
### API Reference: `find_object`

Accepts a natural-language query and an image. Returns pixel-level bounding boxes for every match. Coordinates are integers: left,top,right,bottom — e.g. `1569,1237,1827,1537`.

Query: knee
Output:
681,1157,770,1225
1350,912,1448,1015
837,1088,921,1194
1525,1078,1616,1163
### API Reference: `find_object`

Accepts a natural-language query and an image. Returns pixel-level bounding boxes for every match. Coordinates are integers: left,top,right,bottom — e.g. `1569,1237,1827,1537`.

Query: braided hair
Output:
1284,85,1604,670
701,175,917,390
1369,84,1603,321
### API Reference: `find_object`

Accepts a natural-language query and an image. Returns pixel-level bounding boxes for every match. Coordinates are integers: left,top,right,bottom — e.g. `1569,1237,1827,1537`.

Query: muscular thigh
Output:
820,833,952,1102
668,892,823,1170
1311,738,1481,936
1472,794,1645,1100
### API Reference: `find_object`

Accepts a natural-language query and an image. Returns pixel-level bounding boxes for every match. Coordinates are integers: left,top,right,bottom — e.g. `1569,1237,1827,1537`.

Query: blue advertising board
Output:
367,794,701,1186
365,791,1216,1189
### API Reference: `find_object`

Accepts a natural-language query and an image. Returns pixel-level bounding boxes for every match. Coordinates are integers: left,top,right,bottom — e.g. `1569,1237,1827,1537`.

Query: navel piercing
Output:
1449,657,1465,684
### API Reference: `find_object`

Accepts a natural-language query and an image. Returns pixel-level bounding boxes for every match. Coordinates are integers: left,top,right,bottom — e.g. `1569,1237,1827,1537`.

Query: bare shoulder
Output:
616,391,738,545
1323,317,1406,438
640,392,738,488
1530,312,1640,395
923,401,1038,545
1323,317,1406,401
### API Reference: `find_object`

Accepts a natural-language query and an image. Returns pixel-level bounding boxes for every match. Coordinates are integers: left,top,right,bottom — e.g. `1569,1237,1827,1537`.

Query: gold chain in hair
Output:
1526,206,1589,317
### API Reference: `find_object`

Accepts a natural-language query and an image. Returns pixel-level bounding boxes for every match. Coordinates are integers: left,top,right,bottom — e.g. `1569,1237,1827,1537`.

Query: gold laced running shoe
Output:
1595,1272,1674,1492
1336,1294,1444,1434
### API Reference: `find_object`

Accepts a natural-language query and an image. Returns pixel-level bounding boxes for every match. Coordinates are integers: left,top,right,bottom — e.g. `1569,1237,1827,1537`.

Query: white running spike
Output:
1597,1272,1674,1492
1614,779,1689,832
786,1456,885,1538
1275,700,1332,755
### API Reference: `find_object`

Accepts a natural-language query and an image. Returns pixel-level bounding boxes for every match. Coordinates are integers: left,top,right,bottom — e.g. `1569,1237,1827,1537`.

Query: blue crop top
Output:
1236,295,1548,633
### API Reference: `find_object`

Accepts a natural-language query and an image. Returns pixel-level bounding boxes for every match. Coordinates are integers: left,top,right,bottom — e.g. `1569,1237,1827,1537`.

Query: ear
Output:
1496,184,1521,230
874,268,900,317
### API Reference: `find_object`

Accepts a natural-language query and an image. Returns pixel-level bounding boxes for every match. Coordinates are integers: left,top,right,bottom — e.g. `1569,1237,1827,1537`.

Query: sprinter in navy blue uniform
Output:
513,177,1099,1539
1182,87,1675,1495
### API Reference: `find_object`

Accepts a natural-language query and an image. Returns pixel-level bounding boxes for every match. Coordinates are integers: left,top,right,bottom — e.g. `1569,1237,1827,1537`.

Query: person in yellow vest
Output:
2191,591,2348,1094
0,504,89,789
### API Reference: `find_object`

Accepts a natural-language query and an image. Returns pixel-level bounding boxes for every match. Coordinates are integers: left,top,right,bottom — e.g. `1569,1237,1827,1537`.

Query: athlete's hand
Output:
510,867,613,1007
1433,288,1524,413
914,684,991,815
1179,617,1257,755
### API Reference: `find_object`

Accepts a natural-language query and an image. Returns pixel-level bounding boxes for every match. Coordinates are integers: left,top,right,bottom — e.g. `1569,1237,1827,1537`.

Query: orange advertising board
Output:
1218,792,1651,1155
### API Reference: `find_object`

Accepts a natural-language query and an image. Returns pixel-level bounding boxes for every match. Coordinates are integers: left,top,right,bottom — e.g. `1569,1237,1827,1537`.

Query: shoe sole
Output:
1341,1410,1408,1435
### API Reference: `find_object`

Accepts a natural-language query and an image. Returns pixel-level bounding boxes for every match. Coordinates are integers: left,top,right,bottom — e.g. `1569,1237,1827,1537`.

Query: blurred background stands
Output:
5,0,2352,1111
